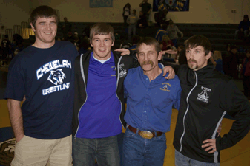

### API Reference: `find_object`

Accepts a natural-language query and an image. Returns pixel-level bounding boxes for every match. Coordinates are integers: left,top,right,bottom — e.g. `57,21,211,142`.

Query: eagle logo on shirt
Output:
47,69,66,85
160,83,171,91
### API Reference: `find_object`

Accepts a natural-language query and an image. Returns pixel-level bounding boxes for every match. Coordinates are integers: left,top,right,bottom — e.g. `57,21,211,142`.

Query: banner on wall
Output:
90,0,113,7
153,0,189,12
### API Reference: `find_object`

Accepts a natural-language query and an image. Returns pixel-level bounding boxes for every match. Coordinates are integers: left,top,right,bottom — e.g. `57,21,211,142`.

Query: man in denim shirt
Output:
122,37,181,166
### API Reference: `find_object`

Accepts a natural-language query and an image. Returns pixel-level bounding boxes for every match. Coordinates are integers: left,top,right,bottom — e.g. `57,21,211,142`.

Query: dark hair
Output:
185,35,211,55
136,37,160,54
90,23,115,43
30,5,58,29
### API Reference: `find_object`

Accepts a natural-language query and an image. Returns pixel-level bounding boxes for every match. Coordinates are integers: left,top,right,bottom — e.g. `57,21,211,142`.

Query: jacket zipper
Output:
180,71,198,152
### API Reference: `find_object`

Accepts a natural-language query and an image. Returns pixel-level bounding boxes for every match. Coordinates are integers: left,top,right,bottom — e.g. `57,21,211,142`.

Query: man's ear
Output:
158,51,163,60
136,53,139,59
30,23,35,32
112,41,114,46
206,51,211,60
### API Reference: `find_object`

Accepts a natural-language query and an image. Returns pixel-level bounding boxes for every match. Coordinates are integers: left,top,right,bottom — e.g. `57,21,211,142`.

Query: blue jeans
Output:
175,150,220,166
122,129,166,166
72,136,120,166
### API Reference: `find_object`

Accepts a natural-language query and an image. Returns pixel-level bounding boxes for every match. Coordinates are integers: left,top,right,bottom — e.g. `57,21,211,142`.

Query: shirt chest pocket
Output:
150,89,174,109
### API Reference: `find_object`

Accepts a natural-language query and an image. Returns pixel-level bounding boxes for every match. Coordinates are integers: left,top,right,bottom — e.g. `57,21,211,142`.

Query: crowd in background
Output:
0,2,250,99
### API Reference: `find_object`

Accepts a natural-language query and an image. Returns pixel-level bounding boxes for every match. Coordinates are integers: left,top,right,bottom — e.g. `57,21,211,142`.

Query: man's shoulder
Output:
127,66,140,76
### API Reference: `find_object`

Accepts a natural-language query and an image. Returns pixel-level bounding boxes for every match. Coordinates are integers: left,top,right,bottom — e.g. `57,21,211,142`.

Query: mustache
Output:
188,59,197,63
142,60,154,66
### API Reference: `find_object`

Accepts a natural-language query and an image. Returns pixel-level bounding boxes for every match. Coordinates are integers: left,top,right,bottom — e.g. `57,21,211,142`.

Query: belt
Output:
127,125,163,139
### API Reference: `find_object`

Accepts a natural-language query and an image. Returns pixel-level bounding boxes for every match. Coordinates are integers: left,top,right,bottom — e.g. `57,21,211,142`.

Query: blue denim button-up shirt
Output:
124,64,181,132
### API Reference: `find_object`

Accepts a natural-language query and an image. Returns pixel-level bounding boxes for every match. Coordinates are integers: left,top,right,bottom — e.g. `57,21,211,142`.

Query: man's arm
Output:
7,99,24,142
114,49,176,79
202,80,250,153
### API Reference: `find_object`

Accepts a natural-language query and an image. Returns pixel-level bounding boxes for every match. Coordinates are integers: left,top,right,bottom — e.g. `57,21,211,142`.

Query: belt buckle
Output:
139,131,154,139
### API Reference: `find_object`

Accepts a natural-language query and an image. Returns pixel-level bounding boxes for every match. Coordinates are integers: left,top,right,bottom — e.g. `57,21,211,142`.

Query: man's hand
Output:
114,49,130,55
16,134,24,143
163,66,175,79
202,139,217,153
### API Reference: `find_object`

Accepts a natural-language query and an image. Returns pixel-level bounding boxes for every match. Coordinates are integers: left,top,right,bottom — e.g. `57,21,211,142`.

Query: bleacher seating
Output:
56,22,249,53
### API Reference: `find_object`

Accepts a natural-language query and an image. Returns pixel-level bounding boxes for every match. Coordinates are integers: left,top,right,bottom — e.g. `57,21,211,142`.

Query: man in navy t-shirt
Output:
4,6,78,165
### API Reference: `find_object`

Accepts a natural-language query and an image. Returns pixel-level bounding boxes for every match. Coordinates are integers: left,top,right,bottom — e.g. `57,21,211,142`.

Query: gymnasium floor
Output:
0,65,250,166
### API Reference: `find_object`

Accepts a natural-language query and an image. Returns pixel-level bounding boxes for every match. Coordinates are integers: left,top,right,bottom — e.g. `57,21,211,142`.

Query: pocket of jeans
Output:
125,129,136,138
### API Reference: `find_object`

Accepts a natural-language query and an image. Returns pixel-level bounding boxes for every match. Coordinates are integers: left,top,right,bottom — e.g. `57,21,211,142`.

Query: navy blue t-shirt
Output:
4,41,78,139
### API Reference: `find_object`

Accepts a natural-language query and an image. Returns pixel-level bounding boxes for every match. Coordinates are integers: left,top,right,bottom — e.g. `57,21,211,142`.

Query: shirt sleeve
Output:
4,57,25,101
216,80,250,151
173,78,181,110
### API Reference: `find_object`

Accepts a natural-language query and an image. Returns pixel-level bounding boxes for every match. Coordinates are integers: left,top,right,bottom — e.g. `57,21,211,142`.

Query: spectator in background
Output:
157,0,169,27
224,45,239,79
123,3,131,26
175,45,184,64
166,20,183,47
213,50,224,74
139,0,151,22
235,15,250,40
138,11,148,28
155,24,168,42
62,17,72,39
160,35,174,51
127,9,138,41
65,32,74,44
1,35,11,66
12,34,24,58
242,49,250,99
129,35,141,52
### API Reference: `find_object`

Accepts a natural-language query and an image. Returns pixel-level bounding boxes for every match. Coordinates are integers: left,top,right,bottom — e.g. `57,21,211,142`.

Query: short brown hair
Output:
185,35,211,55
30,5,59,29
90,23,115,43
136,37,161,54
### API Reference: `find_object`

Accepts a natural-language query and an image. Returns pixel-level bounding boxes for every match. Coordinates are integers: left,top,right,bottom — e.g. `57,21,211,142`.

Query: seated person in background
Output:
1,35,11,65
242,49,250,99
213,50,224,74
166,20,183,47
160,35,174,51
175,45,184,64
235,15,250,40
155,24,168,42
223,45,239,79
